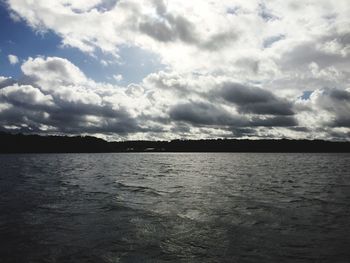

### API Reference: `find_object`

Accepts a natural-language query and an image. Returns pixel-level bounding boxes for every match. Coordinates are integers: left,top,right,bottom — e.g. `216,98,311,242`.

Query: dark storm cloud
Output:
169,101,297,128
0,81,143,135
48,103,131,124
0,101,141,135
218,82,295,115
0,55,152,136
1,84,122,120
58,118,141,135
332,117,350,128
328,129,350,141
328,89,350,101
169,101,245,126
0,106,41,126
51,97,120,119
239,101,295,116
326,89,350,128
0,109,140,135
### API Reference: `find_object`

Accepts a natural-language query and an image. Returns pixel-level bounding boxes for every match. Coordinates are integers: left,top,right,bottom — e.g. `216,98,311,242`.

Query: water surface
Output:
0,153,349,262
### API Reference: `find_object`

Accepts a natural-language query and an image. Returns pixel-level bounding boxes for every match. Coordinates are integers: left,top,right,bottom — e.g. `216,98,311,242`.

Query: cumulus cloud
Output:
1,0,350,140
6,0,349,75
0,84,54,107
169,101,297,128
169,101,244,127
8,54,19,65
218,83,295,116
21,57,87,88
0,55,348,140
0,57,145,137
306,88,350,128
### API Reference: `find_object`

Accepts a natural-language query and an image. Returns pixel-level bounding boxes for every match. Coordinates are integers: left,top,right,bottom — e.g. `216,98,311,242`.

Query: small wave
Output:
100,202,133,212
115,182,163,196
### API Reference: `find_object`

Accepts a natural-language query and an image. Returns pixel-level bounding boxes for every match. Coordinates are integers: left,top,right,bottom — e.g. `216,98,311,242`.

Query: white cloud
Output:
7,0,350,80
8,54,19,65
0,84,54,107
1,56,346,139
113,74,123,82
2,0,350,139
21,57,88,89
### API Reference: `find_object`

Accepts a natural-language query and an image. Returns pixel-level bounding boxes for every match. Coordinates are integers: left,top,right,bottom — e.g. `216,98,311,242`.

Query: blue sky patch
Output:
0,3,164,84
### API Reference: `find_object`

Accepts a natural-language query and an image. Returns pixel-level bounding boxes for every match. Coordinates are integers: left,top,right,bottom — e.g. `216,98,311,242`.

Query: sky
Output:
0,0,349,141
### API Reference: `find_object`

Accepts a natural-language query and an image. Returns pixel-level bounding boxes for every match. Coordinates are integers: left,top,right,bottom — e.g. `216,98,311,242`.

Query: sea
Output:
0,153,349,263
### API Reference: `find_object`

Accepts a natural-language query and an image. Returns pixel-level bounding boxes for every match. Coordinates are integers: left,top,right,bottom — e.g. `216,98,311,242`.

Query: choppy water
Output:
0,153,350,263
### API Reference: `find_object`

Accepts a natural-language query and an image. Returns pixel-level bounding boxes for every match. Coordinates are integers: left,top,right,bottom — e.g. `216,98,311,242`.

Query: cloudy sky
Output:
0,0,349,140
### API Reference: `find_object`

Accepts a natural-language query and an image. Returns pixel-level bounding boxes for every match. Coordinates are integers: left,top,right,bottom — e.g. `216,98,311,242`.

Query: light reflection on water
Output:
0,153,350,262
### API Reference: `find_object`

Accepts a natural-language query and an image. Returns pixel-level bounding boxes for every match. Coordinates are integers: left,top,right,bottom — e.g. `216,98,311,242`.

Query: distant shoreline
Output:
1,132,349,153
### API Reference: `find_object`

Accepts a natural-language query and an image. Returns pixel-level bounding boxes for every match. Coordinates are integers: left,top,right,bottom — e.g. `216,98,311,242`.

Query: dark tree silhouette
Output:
0,132,349,153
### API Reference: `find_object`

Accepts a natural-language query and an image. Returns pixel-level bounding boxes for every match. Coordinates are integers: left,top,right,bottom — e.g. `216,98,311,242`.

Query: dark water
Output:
0,153,350,263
